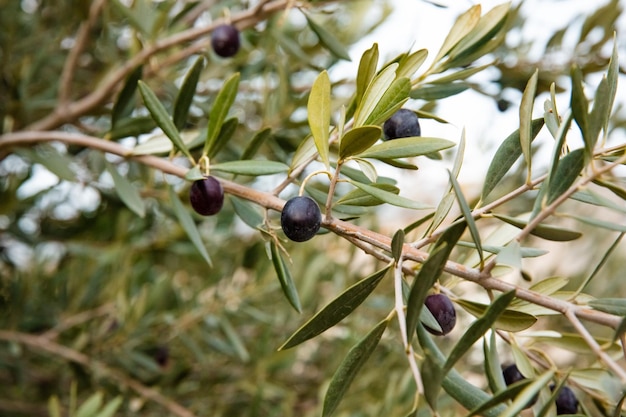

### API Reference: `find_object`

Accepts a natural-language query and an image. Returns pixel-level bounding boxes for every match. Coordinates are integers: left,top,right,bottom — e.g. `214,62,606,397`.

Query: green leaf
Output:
449,170,483,268
354,63,398,127
241,127,272,161
499,370,555,417
355,43,379,107
481,119,544,201
210,160,289,176
105,161,146,218
131,129,200,155
168,186,212,267
357,137,455,160
570,65,589,148
336,183,399,206
204,72,240,157
391,229,405,263
444,291,518,373
416,324,506,417
410,83,469,101
173,56,204,130
455,298,536,333
406,221,466,343
432,5,481,64
466,379,533,417
349,180,431,210
230,196,264,230
184,165,204,181
428,62,493,84
207,117,239,159
111,65,142,127
421,348,445,409
605,38,619,134
15,146,76,182
279,266,390,350
484,332,507,394
75,392,103,417
519,69,538,180
138,81,194,161
492,213,582,241
48,396,61,417
93,397,123,417
322,319,389,417
339,125,382,159
396,48,428,80
546,148,585,205
589,298,626,316
308,70,331,169
270,242,302,313
108,116,156,141
363,77,410,126
304,13,351,61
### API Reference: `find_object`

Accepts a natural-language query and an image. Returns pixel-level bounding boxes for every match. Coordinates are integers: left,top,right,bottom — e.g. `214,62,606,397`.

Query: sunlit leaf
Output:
105,161,145,218
432,5,481,64
173,56,204,130
339,125,382,160
132,129,199,155
270,242,302,313
349,180,431,210
455,297,536,334
308,70,331,169
364,78,410,126
279,266,390,350
210,160,289,176
519,69,538,180
410,83,469,101
336,183,399,206
75,392,103,417
355,43,379,106
354,63,398,127
322,319,389,417
168,186,212,266
396,48,428,80
204,73,240,157
357,137,455,160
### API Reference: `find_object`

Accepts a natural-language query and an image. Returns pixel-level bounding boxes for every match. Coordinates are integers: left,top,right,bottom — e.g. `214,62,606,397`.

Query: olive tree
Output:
1,1,626,416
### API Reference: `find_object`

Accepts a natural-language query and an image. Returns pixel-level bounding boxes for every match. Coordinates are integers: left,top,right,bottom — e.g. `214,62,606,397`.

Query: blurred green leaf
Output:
108,116,156,141
519,69,538,179
308,70,331,169
500,370,555,417
570,65,589,149
131,130,199,155
75,392,103,417
270,242,302,313
279,266,390,350
241,127,272,161
230,196,264,230
210,160,289,176
105,161,145,218
589,298,626,316
364,77,410,126
492,213,582,241
93,396,123,417
396,48,428,80
173,56,204,131
349,180,431,210
304,13,351,61
354,63,398,127
410,83,469,101
16,146,76,182
546,148,585,205
455,297,536,333
168,186,212,267
449,170,483,267
185,165,204,181
355,43,379,107
138,81,194,161
322,319,389,417
339,125,382,159
428,63,492,84
391,229,405,263
48,396,61,417
336,183,399,206
357,137,455,160
406,221,466,343
204,73,240,157
568,213,626,233
432,5,481,64
111,65,142,127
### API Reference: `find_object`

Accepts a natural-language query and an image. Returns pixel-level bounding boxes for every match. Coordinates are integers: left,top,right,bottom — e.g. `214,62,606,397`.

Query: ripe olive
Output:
383,108,421,140
211,24,240,58
502,363,538,409
551,385,579,415
423,293,456,336
280,196,321,242
189,176,224,216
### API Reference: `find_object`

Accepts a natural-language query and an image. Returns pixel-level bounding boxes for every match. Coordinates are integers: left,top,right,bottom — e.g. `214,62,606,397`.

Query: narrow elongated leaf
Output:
112,65,142,127
449,170,483,267
204,73,240,157
308,71,331,168
356,44,379,106
304,13,351,61
466,379,533,417
210,160,289,176
519,69,538,180
481,119,544,200
138,81,194,161
132,130,200,155
429,63,492,84
363,77,410,126
455,298,536,333
546,148,585,205
105,161,145,218
279,266,390,350
589,299,626,316
173,56,204,130
75,392,103,417
492,213,582,241
499,370,555,417
241,127,272,160
589,74,611,150
16,146,76,182
94,396,123,417
410,83,469,101
605,39,618,134
432,5,481,63
108,116,156,141
391,229,405,263
396,48,428,79
349,180,431,210
357,137,455,160
168,186,212,266
336,183,399,206
339,125,382,159
270,242,302,313
570,65,589,147
444,291,518,374
354,63,398,127
406,221,466,342
447,3,509,61
322,319,389,417
485,332,507,394
230,196,264,229
416,324,506,417
207,117,239,159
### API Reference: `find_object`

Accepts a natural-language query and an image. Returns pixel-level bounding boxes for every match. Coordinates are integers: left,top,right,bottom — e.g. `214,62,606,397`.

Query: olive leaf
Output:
270,242,302,313
308,70,331,169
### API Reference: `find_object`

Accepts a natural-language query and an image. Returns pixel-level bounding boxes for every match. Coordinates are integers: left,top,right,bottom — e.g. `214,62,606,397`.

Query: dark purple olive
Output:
280,196,321,242
211,24,240,58
189,176,224,216
551,384,579,415
502,363,538,409
383,108,421,140
423,293,456,336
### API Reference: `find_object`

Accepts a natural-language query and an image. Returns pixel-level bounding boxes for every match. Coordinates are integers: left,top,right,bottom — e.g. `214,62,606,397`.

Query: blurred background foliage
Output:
1,0,626,416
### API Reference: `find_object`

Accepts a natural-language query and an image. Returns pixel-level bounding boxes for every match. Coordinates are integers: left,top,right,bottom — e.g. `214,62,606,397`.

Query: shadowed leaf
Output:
105,161,145,218
546,148,585,205
493,213,582,241
455,297,536,333
168,186,211,267
204,73,240,157
270,242,302,313
173,56,204,130
112,65,142,127
304,13,351,61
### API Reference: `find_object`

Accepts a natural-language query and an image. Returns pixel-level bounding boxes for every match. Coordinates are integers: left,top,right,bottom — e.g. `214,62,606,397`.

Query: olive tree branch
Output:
0,330,197,417
0,131,622,333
